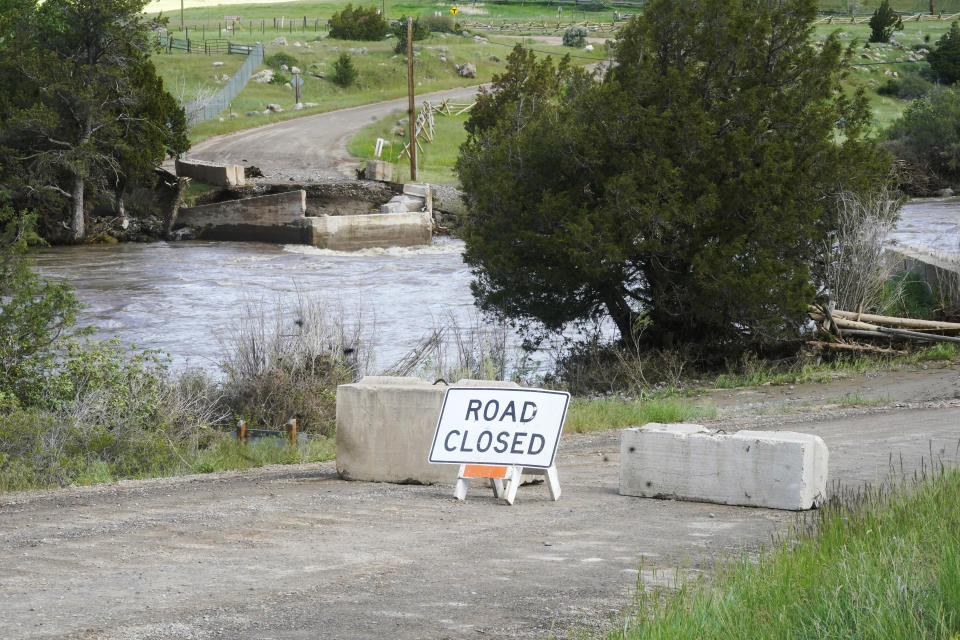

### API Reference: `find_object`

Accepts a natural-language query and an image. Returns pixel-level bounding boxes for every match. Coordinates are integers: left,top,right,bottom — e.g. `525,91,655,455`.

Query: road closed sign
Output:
428,387,570,469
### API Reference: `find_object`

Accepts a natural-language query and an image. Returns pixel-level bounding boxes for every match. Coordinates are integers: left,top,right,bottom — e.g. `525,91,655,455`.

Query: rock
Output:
938,187,954,197
585,44,594,51
473,35,488,43
456,62,477,78
221,74,230,81
244,165,264,178
311,72,325,79
266,103,284,112
292,102,303,110
439,56,446,62
246,111,260,117
270,36,288,46
171,227,195,241
229,112,239,118
294,41,302,47
489,55,500,62
290,66,300,74
251,69,274,83
212,61,224,67
348,47,368,55
280,64,289,71
218,117,224,122
284,82,292,89
304,102,318,107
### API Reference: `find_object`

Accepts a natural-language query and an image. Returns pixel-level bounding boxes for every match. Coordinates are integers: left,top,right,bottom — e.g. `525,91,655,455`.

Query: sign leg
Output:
546,465,561,501
502,466,521,506
454,465,469,501
490,477,505,498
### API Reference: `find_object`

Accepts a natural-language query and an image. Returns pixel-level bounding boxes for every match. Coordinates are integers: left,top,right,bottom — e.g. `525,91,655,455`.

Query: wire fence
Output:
183,42,264,126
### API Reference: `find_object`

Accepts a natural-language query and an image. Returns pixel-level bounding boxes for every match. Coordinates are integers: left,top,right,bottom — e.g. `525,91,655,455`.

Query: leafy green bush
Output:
562,25,588,47
269,70,292,86
887,87,960,181
392,16,430,54
332,53,358,88
896,71,935,99
264,52,298,69
0,207,81,407
869,0,902,43
928,21,960,84
328,4,389,41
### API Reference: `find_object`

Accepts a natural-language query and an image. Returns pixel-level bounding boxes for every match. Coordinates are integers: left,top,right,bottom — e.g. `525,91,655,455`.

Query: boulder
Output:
212,61,224,67
270,36,288,46
456,62,477,78
251,69,274,83
266,103,284,113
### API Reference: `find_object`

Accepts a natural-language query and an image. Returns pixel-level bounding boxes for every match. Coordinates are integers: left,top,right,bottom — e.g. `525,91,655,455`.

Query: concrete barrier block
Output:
403,183,432,212
335,377,519,484
175,159,245,187
619,423,828,510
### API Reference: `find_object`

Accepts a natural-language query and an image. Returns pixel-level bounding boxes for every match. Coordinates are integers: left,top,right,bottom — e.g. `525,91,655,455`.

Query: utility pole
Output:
180,0,184,30
407,16,417,182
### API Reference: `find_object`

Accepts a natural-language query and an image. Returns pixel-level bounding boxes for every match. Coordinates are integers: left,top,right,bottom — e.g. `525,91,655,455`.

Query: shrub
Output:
264,52,298,69
328,4,389,41
269,70,292,85
876,78,900,96
217,295,370,435
869,0,902,43
422,13,456,33
562,25,588,47
896,71,935,99
928,21,960,84
887,87,960,182
332,53,358,87
392,16,430,54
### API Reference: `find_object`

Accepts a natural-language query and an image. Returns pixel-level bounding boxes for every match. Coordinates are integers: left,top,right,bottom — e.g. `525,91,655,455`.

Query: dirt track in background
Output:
2,364,959,639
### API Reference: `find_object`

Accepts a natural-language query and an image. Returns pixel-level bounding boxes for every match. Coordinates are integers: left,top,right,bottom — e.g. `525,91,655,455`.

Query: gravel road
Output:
2,365,959,639
180,85,485,182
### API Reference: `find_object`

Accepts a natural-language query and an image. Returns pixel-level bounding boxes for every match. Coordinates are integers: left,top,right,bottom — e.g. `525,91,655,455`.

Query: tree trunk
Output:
115,186,128,229
71,173,85,242
604,290,636,344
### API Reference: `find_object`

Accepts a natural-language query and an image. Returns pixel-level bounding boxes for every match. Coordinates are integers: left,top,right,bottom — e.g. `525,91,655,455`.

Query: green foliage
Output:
927,21,960,84
869,0,903,43
0,0,189,241
457,0,888,348
604,468,960,639
392,16,430,54
422,13,457,34
562,25,588,47
887,86,960,180
0,206,81,404
265,52,298,69
327,3,388,41
332,52,358,87
564,397,715,433
270,70,292,85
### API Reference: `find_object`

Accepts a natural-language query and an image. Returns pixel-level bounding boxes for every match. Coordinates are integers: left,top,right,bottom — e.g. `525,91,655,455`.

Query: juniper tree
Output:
456,0,888,347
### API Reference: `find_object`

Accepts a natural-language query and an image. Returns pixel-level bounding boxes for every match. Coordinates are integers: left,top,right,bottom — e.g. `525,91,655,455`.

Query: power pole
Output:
180,0,184,30
407,16,417,182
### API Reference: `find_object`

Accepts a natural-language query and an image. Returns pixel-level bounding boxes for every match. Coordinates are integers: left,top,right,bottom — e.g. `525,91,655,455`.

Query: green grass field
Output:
597,466,960,640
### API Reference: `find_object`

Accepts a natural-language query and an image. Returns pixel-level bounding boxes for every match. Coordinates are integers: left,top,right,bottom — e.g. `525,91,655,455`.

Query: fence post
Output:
285,419,298,444
236,419,247,441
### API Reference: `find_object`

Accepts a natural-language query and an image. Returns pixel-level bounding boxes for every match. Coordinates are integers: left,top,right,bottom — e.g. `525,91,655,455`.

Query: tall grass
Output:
599,466,960,640
564,398,716,434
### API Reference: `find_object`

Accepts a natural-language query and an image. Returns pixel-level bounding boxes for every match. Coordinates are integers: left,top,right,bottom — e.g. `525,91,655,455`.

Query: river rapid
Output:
30,198,960,372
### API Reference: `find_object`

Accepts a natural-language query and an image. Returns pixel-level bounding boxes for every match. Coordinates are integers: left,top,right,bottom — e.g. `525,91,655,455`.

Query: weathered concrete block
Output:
176,190,309,243
336,376,517,484
175,158,245,187
308,211,431,250
380,201,408,214
365,160,393,182
403,183,432,212
619,423,828,510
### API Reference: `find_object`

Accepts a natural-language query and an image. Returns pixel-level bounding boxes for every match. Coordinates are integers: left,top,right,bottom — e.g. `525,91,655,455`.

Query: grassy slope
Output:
600,467,960,640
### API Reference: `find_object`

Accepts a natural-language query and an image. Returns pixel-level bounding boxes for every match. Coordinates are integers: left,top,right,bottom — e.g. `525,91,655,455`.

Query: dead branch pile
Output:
808,304,960,353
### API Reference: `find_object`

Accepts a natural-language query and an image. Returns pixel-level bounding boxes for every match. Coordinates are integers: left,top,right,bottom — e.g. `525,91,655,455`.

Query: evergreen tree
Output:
0,0,188,241
928,21,960,84
869,0,902,43
332,53,358,87
457,0,888,347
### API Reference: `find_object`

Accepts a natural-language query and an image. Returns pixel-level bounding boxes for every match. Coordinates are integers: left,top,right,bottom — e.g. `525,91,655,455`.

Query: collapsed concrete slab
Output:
174,189,432,250
335,377,518,484
619,423,828,510
175,159,245,187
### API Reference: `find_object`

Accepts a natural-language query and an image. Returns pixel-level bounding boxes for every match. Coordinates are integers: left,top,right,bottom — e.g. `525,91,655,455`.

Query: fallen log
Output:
806,340,906,355
810,313,960,344
823,308,960,332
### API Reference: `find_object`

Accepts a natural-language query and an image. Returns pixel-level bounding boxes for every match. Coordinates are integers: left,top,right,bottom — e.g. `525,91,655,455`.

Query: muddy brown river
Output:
31,199,959,371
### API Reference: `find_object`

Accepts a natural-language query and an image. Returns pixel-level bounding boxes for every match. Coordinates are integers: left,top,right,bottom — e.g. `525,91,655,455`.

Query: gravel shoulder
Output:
2,363,959,639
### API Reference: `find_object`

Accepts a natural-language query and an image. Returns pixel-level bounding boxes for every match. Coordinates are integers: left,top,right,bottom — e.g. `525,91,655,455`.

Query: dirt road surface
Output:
2,365,959,639
180,86,485,182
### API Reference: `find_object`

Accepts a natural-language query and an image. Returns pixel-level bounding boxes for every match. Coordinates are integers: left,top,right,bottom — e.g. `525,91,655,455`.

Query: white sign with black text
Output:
428,387,571,469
